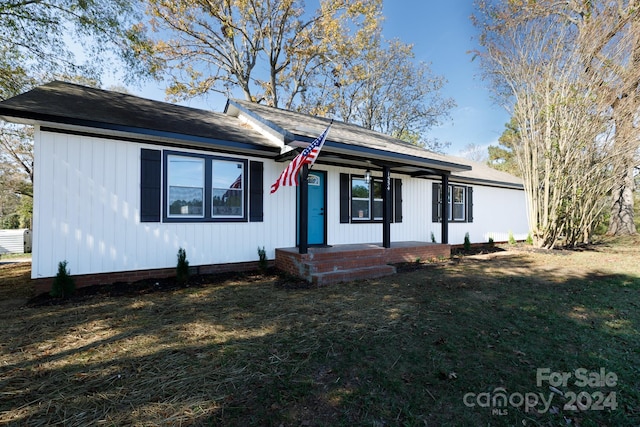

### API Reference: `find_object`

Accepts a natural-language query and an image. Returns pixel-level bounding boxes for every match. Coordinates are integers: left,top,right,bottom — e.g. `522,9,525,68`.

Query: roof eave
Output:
0,107,281,156
449,175,524,190
322,141,471,173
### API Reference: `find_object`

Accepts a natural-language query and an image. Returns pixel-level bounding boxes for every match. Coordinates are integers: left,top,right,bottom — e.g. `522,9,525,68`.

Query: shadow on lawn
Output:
1,253,639,426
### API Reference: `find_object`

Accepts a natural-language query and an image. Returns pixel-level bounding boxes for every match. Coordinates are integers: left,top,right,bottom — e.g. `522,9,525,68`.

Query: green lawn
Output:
0,238,639,426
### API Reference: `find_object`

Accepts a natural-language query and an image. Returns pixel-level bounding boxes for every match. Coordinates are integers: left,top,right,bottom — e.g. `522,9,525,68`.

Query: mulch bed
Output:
26,267,311,307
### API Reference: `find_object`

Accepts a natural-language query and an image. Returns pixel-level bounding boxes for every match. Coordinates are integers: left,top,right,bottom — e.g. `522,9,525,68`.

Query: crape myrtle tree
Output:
475,0,640,243
474,3,621,248
135,0,455,151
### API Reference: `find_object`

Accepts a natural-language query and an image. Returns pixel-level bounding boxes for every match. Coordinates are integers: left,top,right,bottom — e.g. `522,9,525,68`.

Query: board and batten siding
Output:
323,169,528,246
324,167,437,245
32,129,297,279
429,182,529,244
33,128,529,279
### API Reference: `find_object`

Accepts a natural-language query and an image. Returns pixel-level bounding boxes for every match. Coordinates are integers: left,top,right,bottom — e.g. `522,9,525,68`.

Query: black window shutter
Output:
140,149,161,222
432,182,441,223
339,173,350,223
249,161,264,222
467,186,473,223
394,178,402,223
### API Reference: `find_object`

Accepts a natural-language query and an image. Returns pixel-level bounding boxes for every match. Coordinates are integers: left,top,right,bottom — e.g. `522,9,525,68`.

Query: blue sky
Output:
115,1,509,156
381,2,510,155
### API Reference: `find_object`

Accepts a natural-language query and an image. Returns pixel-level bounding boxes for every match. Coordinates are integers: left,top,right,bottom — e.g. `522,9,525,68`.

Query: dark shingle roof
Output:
0,81,523,188
225,99,472,173
0,81,279,153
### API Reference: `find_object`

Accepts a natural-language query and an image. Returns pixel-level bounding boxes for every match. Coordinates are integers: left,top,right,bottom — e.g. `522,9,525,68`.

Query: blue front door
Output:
297,171,326,245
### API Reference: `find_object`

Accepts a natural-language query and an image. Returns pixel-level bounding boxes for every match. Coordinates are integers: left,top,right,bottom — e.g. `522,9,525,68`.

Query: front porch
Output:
275,241,451,286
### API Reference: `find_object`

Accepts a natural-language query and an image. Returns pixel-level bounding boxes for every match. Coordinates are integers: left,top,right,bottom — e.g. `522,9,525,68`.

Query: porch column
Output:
441,173,449,244
299,163,309,254
382,165,391,248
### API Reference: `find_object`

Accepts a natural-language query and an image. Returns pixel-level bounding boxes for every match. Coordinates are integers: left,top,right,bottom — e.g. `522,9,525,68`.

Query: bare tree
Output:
476,9,617,248
460,143,489,163
476,0,640,236
300,36,455,152
139,0,382,108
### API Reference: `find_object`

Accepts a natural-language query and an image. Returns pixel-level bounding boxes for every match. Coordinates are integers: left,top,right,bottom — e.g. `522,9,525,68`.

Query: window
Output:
351,177,385,221
167,155,204,218
351,177,370,220
212,160,244,218
372,180,384,220
452,186,465,221
432,183,473,223
340,173,402,223
162,151,250,222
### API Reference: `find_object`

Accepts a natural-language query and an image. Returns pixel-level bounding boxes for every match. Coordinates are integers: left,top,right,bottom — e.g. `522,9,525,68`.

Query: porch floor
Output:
275,241,451,286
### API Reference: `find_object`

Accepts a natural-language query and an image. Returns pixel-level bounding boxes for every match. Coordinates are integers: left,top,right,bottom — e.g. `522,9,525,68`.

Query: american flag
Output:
270,123,332,194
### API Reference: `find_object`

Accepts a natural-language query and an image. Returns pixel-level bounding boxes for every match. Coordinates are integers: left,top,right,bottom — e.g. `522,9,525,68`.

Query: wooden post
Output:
441,173,449,244
383,165,391,248
299,163,309,254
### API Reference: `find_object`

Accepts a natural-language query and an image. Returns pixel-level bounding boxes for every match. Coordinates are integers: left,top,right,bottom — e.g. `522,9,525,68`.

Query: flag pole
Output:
299,120,331,254
300,119,333,183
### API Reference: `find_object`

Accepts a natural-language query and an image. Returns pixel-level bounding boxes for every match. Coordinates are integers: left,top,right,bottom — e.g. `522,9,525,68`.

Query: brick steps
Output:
304,253,386,274
311,264,396,286
275,242,451,287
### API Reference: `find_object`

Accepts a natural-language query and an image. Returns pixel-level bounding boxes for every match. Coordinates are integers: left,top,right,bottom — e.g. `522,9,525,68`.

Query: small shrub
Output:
257,246,268,271
176,247,189,284
526,232,534,245
463,232,471,252
430,232,436,243
414,257,421,264
50,260,75,298
488,236,495,247
508,230,516,245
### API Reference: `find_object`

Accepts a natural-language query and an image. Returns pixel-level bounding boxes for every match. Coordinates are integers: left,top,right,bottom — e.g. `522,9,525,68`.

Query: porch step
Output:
311,264,397,286
275,242,451,287
305,253,386,274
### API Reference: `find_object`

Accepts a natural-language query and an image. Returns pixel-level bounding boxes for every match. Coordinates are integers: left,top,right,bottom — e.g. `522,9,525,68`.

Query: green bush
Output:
526,232,534,245
488,236,495,247
176,247,189,284
50,260,75,298
257,246,268,271
463,232,471,252
430,232,436,243
508,230,517,245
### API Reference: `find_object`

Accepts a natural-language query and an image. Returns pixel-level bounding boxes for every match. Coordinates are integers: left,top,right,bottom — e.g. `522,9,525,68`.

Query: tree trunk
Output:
607,160,637,235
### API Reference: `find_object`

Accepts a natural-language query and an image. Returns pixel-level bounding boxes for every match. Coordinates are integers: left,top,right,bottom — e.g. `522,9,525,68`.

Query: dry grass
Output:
1,238,639,426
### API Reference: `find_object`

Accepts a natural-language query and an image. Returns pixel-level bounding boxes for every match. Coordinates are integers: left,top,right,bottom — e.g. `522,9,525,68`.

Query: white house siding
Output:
323,168,528,246
324,166,437,245
32,129,297,279
32,129,529,279
429,182,530,244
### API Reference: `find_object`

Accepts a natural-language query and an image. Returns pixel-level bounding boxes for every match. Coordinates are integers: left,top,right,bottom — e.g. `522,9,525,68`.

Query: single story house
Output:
0,81,528,290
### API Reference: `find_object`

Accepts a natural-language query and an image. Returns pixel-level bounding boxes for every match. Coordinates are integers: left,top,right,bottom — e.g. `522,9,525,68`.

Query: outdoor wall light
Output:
364,169,371,184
